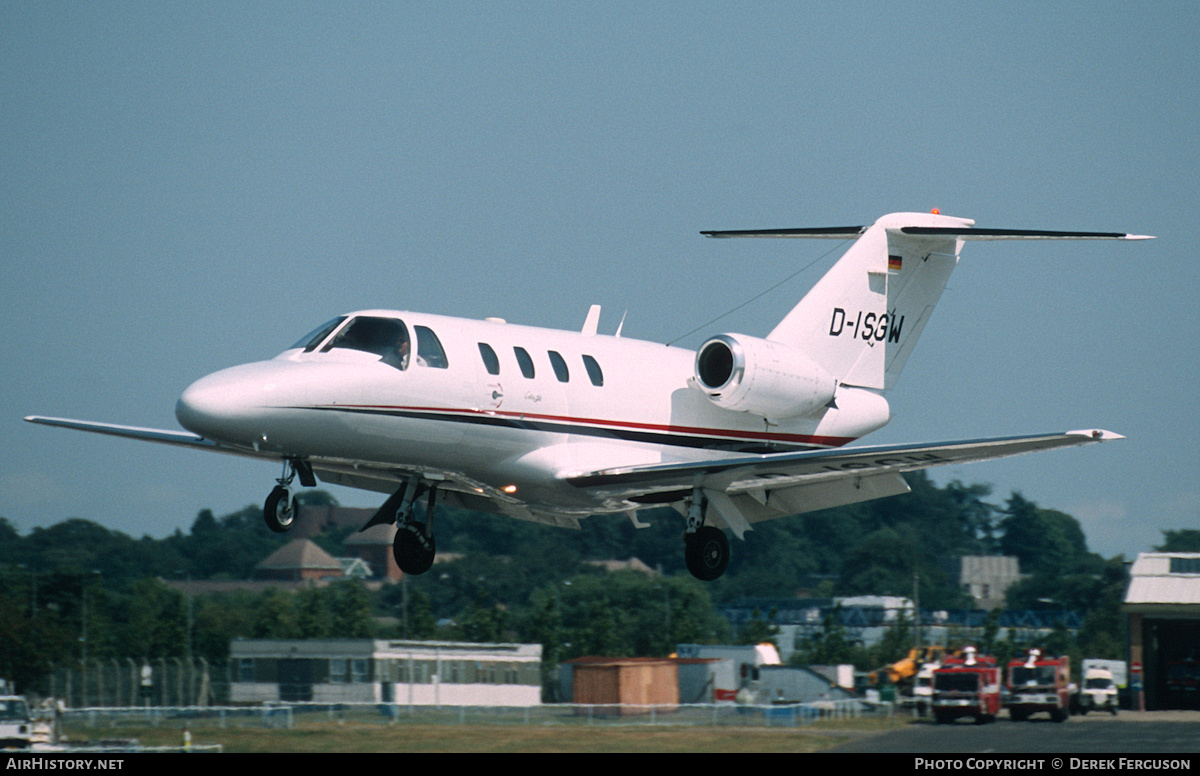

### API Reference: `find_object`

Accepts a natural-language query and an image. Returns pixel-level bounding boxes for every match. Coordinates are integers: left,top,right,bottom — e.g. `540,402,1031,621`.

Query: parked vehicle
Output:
1007,649,1070,722
931,647,1000,724
0,681,31,750
1077,665,1119,715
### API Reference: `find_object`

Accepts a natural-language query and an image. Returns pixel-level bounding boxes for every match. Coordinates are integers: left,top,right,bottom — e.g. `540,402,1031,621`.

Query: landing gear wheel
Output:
264,486,295,533
685,526,730,581
393,522,436,576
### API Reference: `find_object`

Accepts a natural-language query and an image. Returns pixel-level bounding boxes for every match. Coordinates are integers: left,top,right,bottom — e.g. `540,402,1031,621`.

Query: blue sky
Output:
2,2,1197,560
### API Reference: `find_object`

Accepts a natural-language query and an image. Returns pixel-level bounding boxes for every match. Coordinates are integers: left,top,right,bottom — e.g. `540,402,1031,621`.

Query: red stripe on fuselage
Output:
322,404,856,448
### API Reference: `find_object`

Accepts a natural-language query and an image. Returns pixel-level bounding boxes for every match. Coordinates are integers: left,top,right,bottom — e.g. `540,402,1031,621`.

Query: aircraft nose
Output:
175,362,286,442
176,372,242,441
175,375,228,437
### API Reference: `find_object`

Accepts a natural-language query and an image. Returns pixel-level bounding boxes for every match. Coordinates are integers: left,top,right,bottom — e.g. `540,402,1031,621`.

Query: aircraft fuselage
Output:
174,310,890,515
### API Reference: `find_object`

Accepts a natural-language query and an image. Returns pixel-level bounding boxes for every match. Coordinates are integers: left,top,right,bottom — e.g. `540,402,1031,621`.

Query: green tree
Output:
999,494,1088,577
1155,529,1200,552
117,578,187,658
252,588,298,638
379,583,437,639
329,580,375,638
296,587,332,638
454,596,509,643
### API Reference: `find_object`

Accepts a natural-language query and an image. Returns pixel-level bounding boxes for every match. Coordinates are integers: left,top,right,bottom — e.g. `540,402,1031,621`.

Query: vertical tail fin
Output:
703,212,1151,391
766,212,965,390
705,212,967,390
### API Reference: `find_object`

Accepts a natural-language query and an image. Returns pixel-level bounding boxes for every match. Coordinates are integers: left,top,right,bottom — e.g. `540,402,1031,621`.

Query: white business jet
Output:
26,211,1152,580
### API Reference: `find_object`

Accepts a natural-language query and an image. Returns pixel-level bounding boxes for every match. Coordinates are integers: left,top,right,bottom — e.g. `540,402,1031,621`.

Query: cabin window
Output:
582,354,604,386
514,347,535,378
323,316,412,369
548,351,570,382
292,317,347,352
478,343,500,375
414,326,448,368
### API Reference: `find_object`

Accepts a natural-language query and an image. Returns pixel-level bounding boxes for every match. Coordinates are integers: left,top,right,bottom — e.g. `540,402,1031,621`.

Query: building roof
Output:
583,557,657,575
343,522,397,545
258,539,343,571
230,638,542,660
1124,552,1200,610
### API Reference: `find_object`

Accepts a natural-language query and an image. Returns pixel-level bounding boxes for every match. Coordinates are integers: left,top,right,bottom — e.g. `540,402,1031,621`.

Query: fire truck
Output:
1007,649,1070,722
931,647,1001,724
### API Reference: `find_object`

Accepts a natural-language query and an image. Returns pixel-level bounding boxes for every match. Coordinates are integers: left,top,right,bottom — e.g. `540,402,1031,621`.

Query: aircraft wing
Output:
25,416,244,454
23,414,560,525
564,430,1122,537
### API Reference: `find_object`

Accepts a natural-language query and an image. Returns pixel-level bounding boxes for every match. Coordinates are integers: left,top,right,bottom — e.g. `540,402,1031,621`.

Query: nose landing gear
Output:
262,459,315,533
264,485,296,533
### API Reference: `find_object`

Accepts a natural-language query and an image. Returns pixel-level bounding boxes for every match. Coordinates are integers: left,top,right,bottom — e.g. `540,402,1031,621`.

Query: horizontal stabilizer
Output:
899,227,1154,241
703,224,1153,241
702,226,865,239
707,212,1153,392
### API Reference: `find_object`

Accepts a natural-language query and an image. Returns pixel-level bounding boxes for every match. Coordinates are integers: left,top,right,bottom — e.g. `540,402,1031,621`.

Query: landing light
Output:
502,484,518,494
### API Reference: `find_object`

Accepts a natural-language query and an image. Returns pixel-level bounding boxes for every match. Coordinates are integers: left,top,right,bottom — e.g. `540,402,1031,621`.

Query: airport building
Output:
1124,552,1200,710
229,639,542,706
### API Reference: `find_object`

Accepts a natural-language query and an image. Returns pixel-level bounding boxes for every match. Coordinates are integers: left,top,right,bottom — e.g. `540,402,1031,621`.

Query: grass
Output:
62,715,912,753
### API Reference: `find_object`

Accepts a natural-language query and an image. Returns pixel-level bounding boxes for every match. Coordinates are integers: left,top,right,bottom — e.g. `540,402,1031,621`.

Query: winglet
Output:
1066,428,1125,441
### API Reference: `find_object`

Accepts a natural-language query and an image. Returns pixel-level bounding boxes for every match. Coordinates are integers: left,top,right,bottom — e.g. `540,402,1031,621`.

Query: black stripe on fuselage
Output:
294,405,832,454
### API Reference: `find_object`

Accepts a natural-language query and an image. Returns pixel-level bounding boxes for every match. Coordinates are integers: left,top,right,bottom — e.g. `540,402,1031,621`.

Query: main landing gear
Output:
683,489,730,581
360,474,439,576
263,459,315,533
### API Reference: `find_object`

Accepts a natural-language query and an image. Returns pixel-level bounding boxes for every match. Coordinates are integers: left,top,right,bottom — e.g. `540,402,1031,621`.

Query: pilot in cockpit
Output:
385,329,412,370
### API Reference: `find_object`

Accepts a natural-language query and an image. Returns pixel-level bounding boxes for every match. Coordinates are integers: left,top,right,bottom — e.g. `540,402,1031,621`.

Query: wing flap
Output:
701,472,913,539
566,430,1122,515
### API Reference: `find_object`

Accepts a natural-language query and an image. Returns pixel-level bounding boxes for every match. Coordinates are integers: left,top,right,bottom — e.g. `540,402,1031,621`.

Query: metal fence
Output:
58,698,883,733
45,659,225,709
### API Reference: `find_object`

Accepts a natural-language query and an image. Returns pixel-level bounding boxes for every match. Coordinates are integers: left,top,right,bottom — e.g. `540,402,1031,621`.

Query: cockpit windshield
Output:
323,316,412,369
291,317,347,352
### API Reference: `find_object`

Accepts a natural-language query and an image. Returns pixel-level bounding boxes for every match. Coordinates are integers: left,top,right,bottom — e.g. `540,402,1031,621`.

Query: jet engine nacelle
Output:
694,333,837,418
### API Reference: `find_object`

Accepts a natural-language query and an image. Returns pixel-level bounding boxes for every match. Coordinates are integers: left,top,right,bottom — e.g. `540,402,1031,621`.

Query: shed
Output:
568,657,678,715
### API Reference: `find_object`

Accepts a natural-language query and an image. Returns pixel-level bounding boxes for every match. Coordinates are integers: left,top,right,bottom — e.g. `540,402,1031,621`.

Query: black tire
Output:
684,526,730,581
393,523,436,576
264,486,295,533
